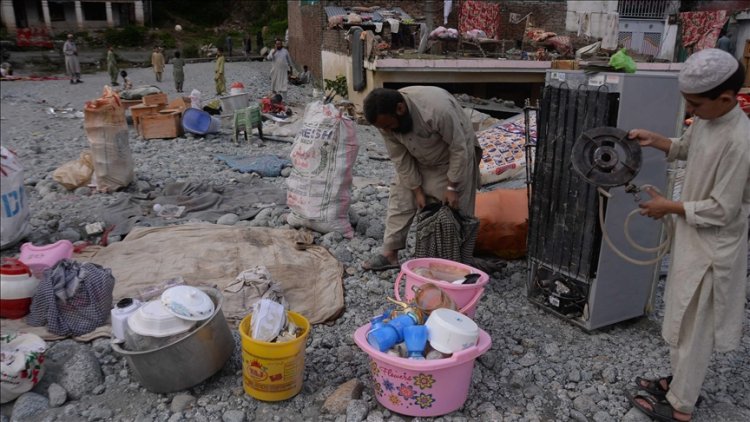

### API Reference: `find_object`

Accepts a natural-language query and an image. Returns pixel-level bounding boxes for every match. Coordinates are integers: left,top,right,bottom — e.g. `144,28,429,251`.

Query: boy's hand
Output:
628,129,672,153
638,186,671,219
628,129,659,147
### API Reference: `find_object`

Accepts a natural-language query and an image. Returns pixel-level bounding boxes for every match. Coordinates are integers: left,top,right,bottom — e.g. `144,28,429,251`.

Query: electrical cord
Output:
597,185,673,266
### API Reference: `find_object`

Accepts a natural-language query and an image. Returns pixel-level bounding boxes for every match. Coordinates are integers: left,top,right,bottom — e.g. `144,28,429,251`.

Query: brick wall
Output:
288,1,324,81
496,1,568,42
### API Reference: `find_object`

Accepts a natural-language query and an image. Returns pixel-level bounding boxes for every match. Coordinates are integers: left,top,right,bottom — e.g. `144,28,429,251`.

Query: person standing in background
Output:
172,51,185,93
243,32,251,57
267,39,293,95
106,45,118,86
225,35,233,57
63,34,82,84
215,47,226,96
716,32,733,53
151,46,165,82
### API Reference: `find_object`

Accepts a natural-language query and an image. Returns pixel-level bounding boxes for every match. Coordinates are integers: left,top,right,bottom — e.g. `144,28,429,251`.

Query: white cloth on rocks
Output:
678,48,739,94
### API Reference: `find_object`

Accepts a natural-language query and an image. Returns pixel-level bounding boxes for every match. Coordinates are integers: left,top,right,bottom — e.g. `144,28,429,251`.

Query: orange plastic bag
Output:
474,188,528,259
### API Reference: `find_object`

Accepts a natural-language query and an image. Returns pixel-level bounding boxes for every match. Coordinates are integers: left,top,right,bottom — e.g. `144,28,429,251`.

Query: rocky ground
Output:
1,61,749,422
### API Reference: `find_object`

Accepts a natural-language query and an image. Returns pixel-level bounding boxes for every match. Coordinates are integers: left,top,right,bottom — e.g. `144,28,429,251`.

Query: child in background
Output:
120,70,133,90
172,51,185,93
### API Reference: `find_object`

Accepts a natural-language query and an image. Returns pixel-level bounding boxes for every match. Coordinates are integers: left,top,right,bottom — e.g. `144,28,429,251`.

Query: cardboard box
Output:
552,60,579,70
142,93,168,106
140,111,183,139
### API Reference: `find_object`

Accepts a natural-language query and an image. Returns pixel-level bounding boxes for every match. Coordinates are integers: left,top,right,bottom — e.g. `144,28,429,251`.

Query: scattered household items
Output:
223,266,289,319
124,299,196,347
527,71,683,330
0,258,39,319
119,86,161,101
353,320,491,417
239,310,310,401
249,298,287,342
286,101,359,238
367,311,418,352
215,154,291,177
18,240,74,279
424,308,480,354
0,146,30,249
110,297,142,342
26,260,115,337
189,89,202,109
202,99,223,115
230,82,245,95
112,286,233,393
0,332,46,404
161,285,215,320
414,204,479,265
474,189,528,259
231,104,263,144
84,224,343,324
182,108,221,136
130,94,190,140
220,92,250,116
477,111,537,186
52,150,94,190
84,87,134,192
394,258,489,318
260,93,288,116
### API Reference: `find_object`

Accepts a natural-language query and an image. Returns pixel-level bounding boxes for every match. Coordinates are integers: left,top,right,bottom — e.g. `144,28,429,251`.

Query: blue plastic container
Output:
366,314,416,352
182,108,220,135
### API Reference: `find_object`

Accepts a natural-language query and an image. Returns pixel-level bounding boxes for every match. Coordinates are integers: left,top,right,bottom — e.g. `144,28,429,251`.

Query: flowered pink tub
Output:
353,323,491,417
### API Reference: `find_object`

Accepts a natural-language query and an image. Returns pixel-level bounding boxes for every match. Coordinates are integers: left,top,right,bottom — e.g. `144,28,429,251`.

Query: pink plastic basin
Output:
394,258,490,318
353,323,491,417
19,240,73,279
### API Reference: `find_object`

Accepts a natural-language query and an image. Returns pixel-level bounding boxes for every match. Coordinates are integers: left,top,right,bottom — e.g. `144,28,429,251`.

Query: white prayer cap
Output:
679,48,739,94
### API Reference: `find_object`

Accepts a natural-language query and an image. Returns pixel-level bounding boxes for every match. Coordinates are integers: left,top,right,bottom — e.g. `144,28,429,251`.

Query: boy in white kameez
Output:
628,49,749,422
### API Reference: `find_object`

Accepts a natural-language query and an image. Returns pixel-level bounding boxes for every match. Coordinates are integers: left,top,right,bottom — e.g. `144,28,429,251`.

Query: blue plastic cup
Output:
367,314,416,352
403,325,428,359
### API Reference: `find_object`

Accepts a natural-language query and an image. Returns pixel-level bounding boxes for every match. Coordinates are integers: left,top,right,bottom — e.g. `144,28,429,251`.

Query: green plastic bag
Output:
609,48,636,73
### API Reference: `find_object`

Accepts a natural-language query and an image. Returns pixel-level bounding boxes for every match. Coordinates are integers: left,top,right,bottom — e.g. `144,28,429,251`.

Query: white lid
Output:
425,308,479,354
127,300,194,337
161,285,214,321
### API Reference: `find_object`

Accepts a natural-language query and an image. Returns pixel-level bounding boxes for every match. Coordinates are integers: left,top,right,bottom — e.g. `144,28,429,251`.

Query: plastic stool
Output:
232,105,263,144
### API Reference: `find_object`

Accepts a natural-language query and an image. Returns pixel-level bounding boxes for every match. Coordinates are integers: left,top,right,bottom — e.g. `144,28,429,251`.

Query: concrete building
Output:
1,0,148,33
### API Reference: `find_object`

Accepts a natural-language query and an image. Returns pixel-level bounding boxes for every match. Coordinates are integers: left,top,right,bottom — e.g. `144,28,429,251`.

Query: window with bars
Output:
617,0,668,20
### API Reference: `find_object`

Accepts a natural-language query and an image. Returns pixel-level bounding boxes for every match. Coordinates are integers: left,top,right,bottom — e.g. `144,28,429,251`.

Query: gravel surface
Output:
1,61,749,422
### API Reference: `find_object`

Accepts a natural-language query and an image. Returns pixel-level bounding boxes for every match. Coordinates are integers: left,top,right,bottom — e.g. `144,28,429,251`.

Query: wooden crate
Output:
140,111,183,139
142,93,168,106
130,104,164,132
122,99,142,110
552,60,579,70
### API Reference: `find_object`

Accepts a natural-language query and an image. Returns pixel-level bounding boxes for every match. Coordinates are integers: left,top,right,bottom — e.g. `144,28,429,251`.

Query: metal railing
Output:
617,0,669,19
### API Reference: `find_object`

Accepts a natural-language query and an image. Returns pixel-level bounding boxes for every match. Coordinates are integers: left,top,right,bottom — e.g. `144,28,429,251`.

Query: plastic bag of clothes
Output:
84,87,134,192
0,147,30,249
52,150,94,190
26,260,115,337
0,332,46,403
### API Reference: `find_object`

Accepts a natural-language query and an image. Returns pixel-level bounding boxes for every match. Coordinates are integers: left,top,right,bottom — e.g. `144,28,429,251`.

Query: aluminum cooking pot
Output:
112,286,234,393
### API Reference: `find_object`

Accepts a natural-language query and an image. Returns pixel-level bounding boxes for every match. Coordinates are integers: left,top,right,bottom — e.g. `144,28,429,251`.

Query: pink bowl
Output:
394,258,490,318
19,240,74,278
353,323,491,417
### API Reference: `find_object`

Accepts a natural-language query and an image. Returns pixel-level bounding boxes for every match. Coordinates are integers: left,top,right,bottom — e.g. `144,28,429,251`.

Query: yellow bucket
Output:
238,311,310,401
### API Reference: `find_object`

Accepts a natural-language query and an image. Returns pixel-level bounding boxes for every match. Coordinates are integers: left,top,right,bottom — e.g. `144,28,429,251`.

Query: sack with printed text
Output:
84,87,134,192
286,101,359,237
1,147,30,249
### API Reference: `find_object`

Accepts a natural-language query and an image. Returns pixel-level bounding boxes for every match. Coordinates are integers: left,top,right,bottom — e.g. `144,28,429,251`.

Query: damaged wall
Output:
287,0,324,82
496,1,568,41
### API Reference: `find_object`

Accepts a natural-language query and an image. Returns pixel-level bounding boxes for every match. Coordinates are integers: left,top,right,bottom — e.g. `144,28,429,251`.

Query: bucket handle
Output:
394,271,405,302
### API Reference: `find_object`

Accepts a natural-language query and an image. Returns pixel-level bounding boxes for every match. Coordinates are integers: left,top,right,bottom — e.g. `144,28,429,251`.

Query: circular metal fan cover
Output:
571,127,642,187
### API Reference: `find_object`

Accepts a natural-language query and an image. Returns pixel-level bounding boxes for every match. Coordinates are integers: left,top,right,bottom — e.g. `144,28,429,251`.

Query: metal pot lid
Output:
161,285,215,321
127,300,194,338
